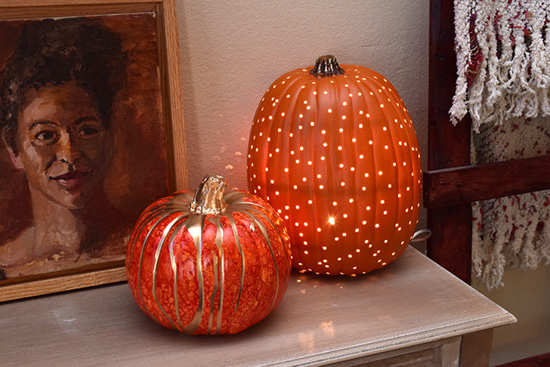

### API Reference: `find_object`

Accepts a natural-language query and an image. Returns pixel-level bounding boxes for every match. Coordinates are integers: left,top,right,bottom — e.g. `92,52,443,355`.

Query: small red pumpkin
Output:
247,56,422,276
126,174,292,335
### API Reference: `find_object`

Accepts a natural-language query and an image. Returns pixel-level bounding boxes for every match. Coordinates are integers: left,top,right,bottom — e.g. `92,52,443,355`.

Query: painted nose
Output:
57,132,80,164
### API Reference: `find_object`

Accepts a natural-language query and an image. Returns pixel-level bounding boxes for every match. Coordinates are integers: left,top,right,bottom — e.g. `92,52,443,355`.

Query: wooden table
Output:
0,247,515,366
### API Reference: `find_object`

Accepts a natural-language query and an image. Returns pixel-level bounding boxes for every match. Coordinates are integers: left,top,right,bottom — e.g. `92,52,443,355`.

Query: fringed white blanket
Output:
471,118,550,289
452,0,550,288
452,0,550,131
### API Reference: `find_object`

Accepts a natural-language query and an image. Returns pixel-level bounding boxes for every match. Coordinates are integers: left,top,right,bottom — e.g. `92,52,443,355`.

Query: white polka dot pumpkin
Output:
247,56,422,276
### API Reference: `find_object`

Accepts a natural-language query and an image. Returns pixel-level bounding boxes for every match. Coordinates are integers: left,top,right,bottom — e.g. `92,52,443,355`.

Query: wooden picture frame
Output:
0,0,187,302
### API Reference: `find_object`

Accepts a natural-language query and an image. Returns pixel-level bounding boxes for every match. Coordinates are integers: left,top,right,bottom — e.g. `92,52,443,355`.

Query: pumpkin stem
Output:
190,174,228,215
309,55,345,78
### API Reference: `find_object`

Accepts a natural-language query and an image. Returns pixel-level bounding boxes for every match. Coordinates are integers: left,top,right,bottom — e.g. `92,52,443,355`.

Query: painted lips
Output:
50,170,91,189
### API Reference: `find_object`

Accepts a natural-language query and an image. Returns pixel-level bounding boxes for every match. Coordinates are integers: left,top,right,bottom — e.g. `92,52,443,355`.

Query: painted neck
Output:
29,188,86,258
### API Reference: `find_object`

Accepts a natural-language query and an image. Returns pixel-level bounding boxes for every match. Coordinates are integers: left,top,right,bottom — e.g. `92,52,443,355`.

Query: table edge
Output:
268,311,516,366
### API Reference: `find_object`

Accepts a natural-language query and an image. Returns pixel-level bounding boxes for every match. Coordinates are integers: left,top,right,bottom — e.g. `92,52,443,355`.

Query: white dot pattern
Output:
247,64,422,276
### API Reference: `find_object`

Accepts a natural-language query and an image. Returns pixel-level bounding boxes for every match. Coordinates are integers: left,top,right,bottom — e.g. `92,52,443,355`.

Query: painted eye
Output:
78,125,103,138
34,130,58,143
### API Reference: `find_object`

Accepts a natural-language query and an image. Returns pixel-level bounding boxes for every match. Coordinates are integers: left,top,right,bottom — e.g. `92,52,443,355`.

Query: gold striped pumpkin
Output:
126,174,292,334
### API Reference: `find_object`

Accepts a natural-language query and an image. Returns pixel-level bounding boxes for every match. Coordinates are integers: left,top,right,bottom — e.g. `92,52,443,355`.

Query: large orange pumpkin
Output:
126,174,292,334
247,56,422,276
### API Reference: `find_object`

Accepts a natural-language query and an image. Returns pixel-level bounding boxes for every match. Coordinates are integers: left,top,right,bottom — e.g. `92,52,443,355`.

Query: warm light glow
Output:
247,57,422,276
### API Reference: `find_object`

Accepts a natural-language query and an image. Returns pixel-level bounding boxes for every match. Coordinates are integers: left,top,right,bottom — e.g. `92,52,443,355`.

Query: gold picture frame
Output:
0,0,187,302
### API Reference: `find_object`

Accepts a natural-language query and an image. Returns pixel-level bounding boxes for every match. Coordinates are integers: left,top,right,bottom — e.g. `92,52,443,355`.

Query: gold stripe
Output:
241,209,280,309
167,217,190,331
227,215,245,310
128,201,176,262
135,202,177,324
152,214,186,330
212,216,225,334
208,253,219,334
224,192,289,310
182,215,206,334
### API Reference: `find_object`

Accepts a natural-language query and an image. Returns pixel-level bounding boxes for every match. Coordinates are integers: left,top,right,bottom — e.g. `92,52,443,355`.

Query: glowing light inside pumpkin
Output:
247,60,422,276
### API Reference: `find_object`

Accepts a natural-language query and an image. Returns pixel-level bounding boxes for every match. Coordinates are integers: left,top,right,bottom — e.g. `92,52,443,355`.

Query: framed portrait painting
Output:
0,0,187,302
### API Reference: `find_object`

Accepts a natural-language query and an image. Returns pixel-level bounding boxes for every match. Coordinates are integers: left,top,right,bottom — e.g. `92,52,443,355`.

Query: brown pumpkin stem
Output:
190,174,228,215
309,55,345,78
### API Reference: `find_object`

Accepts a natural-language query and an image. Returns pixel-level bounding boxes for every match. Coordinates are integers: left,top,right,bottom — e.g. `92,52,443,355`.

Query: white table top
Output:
0,247,515,366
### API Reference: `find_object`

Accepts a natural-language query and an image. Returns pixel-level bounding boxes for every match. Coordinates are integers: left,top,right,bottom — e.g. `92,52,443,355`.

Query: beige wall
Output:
474,266,550,365
175,1,548,365
176,0,429,191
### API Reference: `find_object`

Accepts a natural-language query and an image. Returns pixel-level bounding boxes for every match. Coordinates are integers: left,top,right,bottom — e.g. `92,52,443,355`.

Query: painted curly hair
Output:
0,17,127,135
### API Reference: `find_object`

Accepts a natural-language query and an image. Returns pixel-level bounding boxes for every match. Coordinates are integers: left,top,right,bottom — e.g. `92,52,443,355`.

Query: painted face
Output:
10,82,110,210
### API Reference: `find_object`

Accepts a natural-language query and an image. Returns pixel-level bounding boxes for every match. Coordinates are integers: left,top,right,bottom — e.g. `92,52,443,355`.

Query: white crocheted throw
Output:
452,0,550,288
452,0,550,130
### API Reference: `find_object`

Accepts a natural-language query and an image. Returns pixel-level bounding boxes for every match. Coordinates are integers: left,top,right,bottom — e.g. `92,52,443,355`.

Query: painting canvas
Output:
0,1,185,301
